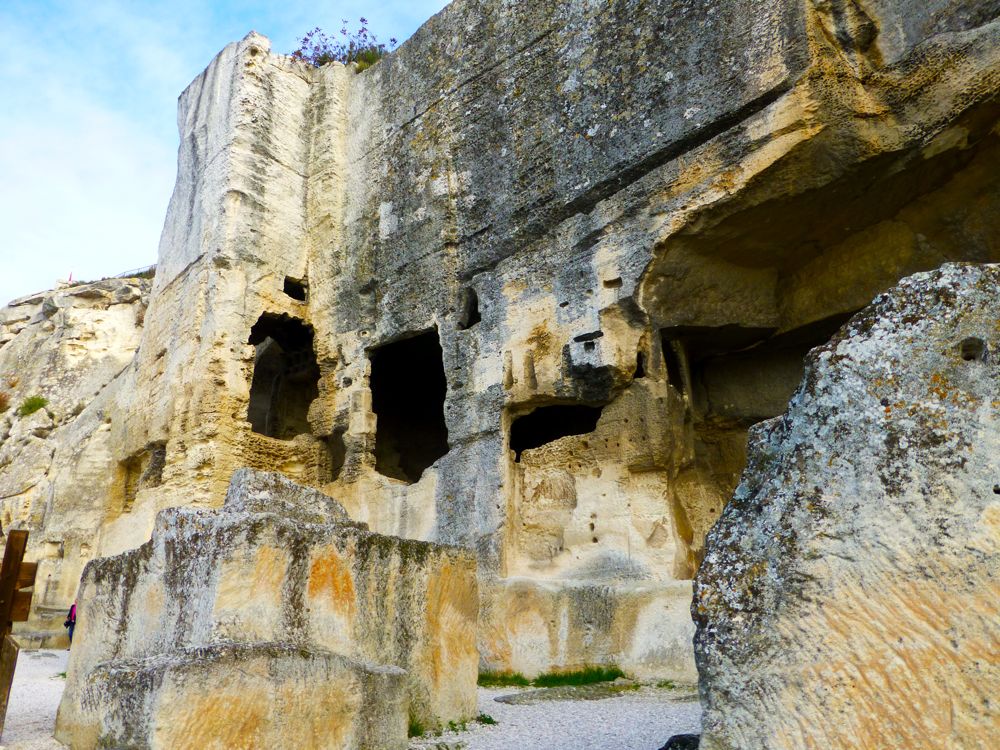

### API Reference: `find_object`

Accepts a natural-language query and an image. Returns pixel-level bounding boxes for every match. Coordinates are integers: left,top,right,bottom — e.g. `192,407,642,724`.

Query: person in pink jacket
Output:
63,602,76,646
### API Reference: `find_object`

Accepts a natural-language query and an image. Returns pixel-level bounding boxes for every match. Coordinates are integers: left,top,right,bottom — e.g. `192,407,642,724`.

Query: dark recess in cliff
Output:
458,288,481,329
247,313,319,439
369,330,450,482
509,404,604,462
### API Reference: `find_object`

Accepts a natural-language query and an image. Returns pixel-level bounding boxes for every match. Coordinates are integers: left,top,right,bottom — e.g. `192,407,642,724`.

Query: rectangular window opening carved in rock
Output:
369,329,450,483
509,404,604,463
247,313,320,440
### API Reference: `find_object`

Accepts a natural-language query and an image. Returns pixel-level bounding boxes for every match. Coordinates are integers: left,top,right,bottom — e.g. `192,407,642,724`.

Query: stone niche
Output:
54,469,478,750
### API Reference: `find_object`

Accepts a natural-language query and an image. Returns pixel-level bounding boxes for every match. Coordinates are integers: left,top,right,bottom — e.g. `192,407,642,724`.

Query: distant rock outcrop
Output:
694,264,1000,749
0,278,149,644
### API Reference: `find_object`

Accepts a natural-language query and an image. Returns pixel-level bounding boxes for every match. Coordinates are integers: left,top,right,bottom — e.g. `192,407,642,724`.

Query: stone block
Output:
55,469,477,748
65,643,406,750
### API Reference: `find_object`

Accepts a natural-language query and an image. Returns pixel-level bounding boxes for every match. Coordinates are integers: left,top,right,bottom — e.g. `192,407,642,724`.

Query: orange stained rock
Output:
155,673,359,749
777,574,1000,749
424,560,478,684
307,545,357,620
158,687,266,749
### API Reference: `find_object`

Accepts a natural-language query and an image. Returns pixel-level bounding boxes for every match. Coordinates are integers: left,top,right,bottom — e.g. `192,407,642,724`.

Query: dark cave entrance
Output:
369,329,450,483
458,288,481,329
661,314,854,422
247,313,320,440
661,314,854,578
509,404,604,462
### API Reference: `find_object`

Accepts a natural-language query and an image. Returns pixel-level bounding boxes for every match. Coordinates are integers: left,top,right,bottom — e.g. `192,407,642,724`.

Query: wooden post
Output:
0,634,17,737
0,530,35,738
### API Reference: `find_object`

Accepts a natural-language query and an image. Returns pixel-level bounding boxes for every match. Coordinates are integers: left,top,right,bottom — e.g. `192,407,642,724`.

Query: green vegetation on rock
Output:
477,670,530,687
532,665,626,687
478,665,626,689
18,395,47,417
407,714,425,738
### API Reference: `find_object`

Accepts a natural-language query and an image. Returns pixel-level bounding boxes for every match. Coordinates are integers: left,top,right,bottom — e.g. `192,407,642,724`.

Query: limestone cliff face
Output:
693,264,1000,749
2,0,999,675
0,279,149,644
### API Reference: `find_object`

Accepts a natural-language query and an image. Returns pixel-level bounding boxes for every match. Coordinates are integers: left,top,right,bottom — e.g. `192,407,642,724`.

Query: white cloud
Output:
0,1,188,303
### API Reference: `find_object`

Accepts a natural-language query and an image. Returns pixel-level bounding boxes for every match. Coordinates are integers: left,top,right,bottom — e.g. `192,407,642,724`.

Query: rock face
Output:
0,278,149,645
70,644,408,750
55,469,478,749
2,0,999,678
693,264,1000,749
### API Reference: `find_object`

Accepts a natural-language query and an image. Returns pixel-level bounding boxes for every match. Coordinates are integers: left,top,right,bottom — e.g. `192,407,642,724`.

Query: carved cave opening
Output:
663,314,854,578
283,276,308,301
247,313,320,440
509,404,604,462
458,288,481,329
642,109,1000,576
369,329,450,483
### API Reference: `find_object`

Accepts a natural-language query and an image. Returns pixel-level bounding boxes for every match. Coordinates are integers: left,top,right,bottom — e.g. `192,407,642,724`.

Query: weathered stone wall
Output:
693,263,1000,749
2,0,999,677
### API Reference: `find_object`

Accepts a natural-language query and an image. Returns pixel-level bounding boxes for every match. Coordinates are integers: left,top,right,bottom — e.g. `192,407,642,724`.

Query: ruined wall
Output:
2,0,998,674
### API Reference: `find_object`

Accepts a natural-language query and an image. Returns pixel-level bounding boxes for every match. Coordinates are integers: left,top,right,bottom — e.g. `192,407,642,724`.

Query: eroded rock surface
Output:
693,264,1000,749
55,469,478,749
1,0,999,679
0,278,149,644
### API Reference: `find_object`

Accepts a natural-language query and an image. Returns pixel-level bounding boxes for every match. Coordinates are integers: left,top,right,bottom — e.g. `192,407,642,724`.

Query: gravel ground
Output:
0,649,68,750
0,652,701,750
409,684,702,750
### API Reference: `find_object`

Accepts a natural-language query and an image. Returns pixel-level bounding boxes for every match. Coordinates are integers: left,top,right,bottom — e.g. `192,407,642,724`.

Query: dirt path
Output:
409,684,701,750
0,649,68,749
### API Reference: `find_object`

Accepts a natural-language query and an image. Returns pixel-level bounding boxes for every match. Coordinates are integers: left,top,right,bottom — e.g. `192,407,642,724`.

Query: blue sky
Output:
0,0,449,305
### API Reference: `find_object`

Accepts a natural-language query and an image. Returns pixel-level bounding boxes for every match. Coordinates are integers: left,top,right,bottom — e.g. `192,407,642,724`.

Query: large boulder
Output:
693,264,1000,749
55,469,478,749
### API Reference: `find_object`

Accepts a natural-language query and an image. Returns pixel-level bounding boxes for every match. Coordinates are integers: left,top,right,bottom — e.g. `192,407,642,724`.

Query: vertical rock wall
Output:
0,279,149,645
1,0,999,675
